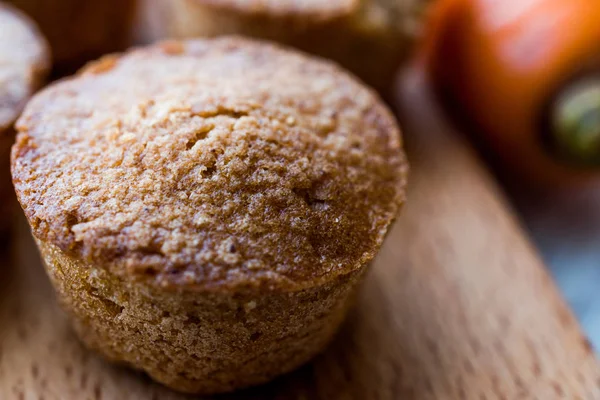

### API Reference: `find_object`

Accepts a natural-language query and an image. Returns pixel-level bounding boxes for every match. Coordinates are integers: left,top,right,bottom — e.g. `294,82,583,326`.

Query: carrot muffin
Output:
6,0,136,72
12,37,407,394
0,2,49,231
140,0,426,93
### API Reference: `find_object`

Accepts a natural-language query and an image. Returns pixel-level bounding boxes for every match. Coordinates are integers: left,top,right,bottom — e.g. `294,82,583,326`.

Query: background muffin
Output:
138,0,426,94
12,37,407,394
6,0,136,73
0,2,49,233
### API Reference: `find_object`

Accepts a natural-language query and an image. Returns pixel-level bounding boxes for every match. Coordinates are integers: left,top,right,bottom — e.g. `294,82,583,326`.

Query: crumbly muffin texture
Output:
13,37,407,394
39,238,365,393
13,37,407,292
0,2,49,132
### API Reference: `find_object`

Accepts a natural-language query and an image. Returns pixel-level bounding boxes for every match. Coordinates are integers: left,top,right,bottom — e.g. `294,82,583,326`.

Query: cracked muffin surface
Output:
12,37,407,292
12,37,407,394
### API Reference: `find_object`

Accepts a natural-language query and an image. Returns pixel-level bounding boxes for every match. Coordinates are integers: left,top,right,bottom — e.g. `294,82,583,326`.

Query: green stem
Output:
551,79,600,166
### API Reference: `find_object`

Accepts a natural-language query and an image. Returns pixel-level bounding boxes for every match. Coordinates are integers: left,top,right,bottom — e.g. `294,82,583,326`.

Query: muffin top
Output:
12,37,407,292
352,0,425,35
194,0,425,34
0,3,49,132
193,0,357,21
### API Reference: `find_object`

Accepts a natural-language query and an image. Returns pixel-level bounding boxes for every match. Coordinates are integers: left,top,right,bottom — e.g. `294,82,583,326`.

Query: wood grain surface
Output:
514,183,600,352
0,72,598,399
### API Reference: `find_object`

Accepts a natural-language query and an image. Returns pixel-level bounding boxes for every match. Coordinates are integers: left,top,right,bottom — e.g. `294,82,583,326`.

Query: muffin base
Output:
37,239,366,394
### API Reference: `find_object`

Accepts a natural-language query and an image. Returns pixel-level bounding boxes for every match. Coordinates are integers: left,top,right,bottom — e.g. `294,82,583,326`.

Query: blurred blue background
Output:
515,186,600,351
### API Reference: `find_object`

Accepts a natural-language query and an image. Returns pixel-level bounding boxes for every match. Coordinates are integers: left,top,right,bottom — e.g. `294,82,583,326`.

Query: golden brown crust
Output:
0,2,49,133
12,37,407,292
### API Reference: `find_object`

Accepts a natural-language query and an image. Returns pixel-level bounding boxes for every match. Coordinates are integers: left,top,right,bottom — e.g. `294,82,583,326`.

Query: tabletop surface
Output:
514,185,600,352
1,74,598,399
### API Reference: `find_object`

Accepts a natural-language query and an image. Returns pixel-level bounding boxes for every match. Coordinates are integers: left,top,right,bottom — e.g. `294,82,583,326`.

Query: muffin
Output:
139,0,426,94
0,2,49,231
12,37,407,394
6,0,136,72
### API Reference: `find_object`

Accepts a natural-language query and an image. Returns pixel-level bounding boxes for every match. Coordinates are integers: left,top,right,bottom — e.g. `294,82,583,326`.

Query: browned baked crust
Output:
13,38,406,393
0,2,49,133
13,37,407,292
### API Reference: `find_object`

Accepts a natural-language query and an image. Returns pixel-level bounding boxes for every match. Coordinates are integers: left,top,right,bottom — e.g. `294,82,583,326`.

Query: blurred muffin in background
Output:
138,0,425,94
6,0,136,73
0,2,49,232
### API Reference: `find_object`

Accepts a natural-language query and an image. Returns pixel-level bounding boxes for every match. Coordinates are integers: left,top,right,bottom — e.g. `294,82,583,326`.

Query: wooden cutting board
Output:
0,71,598,400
